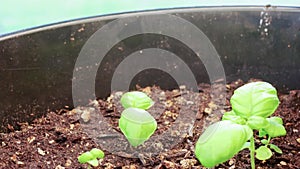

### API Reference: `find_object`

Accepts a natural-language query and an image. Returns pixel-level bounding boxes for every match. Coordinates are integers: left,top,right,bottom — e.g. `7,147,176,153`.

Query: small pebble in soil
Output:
55,165,65,169
17,161,24,165
27,136,35,143
88,100,99,107
280,161,287,165
104,162,115,168
123,164,138,169
163,160,176,168
228,158,235,165
179,85,186,90
65,159,72,167
186,101,194,105
180,159,197,168
37,147,46,156
159,91,166,101
10,154,17,162
204,107,212,114
80,109,91,122
229,165,236,169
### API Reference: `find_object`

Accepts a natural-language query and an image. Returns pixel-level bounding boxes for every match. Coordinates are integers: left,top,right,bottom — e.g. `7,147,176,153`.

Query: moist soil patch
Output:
0,79,299,169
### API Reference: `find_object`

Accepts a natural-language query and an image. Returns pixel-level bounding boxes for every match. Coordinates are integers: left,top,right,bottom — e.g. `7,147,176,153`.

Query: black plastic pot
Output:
0,6,299,132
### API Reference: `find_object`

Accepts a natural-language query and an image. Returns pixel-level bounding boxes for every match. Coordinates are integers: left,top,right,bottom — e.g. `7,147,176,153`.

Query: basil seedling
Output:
119,91,157,147
119,107,157,146
195,82,286,169
78,148,104,168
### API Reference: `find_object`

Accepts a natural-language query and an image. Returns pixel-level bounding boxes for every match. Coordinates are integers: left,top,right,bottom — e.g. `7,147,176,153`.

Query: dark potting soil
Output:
0,79,299,169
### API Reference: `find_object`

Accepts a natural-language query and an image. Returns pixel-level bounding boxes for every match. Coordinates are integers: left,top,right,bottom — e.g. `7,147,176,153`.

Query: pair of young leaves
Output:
77,92,155,167
195,82,287,168
119,91,157,147
78,148,105,167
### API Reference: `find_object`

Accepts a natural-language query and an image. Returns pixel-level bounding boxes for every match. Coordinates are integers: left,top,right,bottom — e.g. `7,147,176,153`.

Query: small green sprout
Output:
78,148,104,168
119,91,157,147
119,107,157,146
195,82,286,169
120,91,154,109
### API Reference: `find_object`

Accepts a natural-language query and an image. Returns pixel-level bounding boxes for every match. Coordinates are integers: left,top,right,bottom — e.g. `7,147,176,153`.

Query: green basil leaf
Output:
120,91,154,110
230,82,279,118
263,117,286,137
269,144,283,154
87,159,99,167
119,108,157,147
78,152,94,163
255,146,272,160
90,148,105,159
259,128,268,137
222,111,246,124
260,139,268,145
247,116,269,130
195,121,252,168
269,116,283,125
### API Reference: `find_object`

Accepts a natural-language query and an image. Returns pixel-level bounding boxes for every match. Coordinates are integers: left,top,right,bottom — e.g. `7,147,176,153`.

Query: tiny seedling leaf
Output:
259,129,268,137
120,91,154,110
256,146,272,160
90,148,105,159
78,152,94,163
87,158,99,167
270,144,283,154
78,148,105,167
260,139,269,145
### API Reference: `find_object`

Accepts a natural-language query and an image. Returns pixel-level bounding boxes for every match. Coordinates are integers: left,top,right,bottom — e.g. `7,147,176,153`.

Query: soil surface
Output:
0,79,299,169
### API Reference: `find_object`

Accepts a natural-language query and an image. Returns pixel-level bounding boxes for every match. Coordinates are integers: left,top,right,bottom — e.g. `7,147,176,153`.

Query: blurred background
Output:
0,0,298,36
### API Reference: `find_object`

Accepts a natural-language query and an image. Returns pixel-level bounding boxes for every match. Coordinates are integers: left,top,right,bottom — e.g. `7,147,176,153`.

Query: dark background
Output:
0,7,299,132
